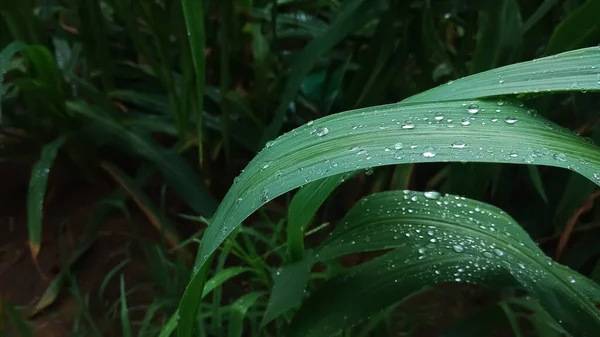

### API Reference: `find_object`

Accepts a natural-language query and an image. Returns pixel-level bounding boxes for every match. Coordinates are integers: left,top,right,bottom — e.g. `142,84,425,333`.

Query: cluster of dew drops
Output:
329,190,558,287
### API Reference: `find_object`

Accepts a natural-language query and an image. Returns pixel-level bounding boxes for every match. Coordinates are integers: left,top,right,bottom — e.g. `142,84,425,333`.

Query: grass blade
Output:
262,258,312,325
120,276,132,337
471,0,522,73
27,136,66,260
404,47,600,103
287,173,351,262
287,191,600,336
260,0,386,146
179,50,600,336
180,0,206,165
227,292,264,337
0,40,27,98
546,0,600,55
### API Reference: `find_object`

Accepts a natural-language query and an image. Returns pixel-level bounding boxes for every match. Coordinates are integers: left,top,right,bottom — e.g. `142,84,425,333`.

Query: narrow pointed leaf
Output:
180,0,206,164
288,191,600,336
545,0,600,55
260,0,387,145
262,258,312,325
179,49,600,335
287,173,352,261
27,136,66,259
227,292,264,337
404,47,600,103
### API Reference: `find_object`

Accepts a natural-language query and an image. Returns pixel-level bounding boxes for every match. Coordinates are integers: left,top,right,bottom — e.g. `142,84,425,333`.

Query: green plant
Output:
3,1,600,337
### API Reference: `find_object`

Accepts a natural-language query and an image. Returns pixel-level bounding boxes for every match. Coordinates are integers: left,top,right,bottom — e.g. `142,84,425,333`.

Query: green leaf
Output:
180,0,206,164
27,136,66,259
227,292,264,337
287,173,352,261
262,258,312,325
287,190,600,336
404,47,600,103
0,40,27,97
66,101,217,217
546,0,600,55
527,165,548,203
260,0,387,146
471,0,522,73
202,267,252,299
179,49,600,336
120,276,132,337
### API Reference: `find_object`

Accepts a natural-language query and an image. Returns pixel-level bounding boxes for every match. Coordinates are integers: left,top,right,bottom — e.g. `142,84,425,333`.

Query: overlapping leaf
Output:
286,191,600,336
178,48,600,336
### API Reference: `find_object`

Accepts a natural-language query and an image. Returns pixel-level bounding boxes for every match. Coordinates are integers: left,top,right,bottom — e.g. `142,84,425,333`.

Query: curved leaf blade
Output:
288,191,600,337
199,99,600,267
27,136,66,259
179,49,600,335
260,0,387,145
404,47,600,103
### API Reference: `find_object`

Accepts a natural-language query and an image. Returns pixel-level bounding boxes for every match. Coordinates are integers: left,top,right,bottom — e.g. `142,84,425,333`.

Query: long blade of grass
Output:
259,0,387,146
287,191,600,336
66,101,217,217
471,0,522,73
178,49,600,336
101,161,181,248
262,258,312,325
545,0,600,55
0,40,27,98
120,276,133,337
287,172,352,262
27,136,66,260
227,292,264,337
180,0,206,165
404,47,600,103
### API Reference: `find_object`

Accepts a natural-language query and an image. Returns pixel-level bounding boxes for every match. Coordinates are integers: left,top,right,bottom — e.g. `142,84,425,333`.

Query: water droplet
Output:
261,161,271,170
394,142,403,150
467,103,480,114
265,141,275,148
452,141,466,149
452,245,464,253
365,167,374,175
316,127,329,137
482,251,494,259
424,191,441,200
401,122,415,129
418,248,426,254
460,117,471,126
260,188,270,203
379,122,389,130
497,76,504,84
593,173,600,181
434,113,444,121
423,146,436,158
497,100,505,106
493,248,504,257
553,153,567,162
307,120,314,126
504,117,517,124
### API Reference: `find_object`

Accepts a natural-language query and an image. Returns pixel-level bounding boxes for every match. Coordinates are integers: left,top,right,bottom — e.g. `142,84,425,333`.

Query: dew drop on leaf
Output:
452,245,464,253
423,146,437,158
316,127,329,137
467,103,480,114
452,141,466,149
553,152,567,162
504,117,517,124
424,191,441,200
